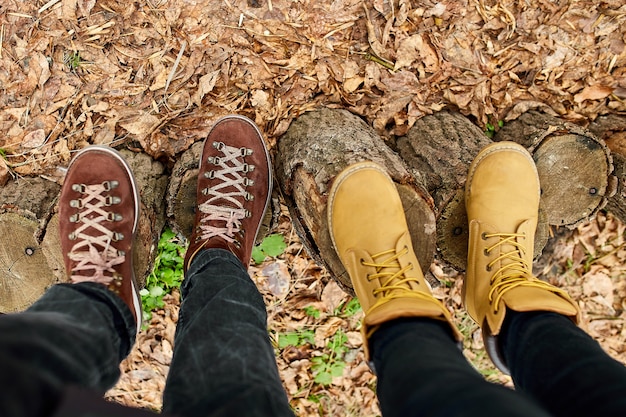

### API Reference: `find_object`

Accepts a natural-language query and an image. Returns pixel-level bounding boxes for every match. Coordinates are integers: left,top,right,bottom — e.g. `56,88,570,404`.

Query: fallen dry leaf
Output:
263,261,291,298
575,85,615,103
21,129,46,149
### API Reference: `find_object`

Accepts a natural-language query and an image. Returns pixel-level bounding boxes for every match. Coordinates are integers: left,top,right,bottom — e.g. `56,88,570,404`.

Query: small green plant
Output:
335,297,362,317
65,51,82,71
307,393,329,415
140,228,185,322
278,328,315,348
485,119,504,138
303,305,321,319
311,330,349,385
251,233,287,264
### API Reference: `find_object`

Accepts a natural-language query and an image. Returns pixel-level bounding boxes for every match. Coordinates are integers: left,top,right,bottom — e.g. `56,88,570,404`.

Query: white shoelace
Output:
68,182,124,284
197,142,252,243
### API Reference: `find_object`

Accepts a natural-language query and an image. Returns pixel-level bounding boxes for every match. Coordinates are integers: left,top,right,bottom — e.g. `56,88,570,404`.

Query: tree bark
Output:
276,108,436,293
589,114,626,224
0,150,167,313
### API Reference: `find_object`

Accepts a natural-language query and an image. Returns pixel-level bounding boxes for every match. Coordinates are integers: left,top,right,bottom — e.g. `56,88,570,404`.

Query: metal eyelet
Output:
102,180,119,191
107,212,123,221
207,156,221,165
481,232,488,240
69,214,80,223
70,199,83,208
72,184,86,193
243,178,254,186
240,147,253,156
112,232,124,241
213,141,224,150
245,192,254,201
104,196,122,206
484,248,490,256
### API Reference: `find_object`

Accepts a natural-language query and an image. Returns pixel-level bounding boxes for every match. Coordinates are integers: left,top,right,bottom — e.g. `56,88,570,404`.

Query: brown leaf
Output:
192,70,221,106
21,129,46,149
394,34,439,73
119,112,161,140
0,158,10,186
321,280,347,313
62,0,77,21
574,85,614,103
263,261,291,298
582,267,614,306
78,0,96,17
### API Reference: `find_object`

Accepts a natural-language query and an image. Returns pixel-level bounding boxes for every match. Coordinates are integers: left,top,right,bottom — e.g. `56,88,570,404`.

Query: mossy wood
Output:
494,111,616,228
0,151,167,313
275,108,436,293
395,111,549,271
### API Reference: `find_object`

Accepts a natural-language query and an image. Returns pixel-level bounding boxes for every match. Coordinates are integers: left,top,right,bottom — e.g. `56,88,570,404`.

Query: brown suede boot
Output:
184,115,272,270
328,162,462,360
59,146,143,327
464,141,580,373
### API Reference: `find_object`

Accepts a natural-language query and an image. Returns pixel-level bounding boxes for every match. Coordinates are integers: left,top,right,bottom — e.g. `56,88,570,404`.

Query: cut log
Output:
121,150,169,288
494,111,616,228
276,108,436,293
0,150,167,313
589,114,626,223
395,111,548,270
0,177,60,313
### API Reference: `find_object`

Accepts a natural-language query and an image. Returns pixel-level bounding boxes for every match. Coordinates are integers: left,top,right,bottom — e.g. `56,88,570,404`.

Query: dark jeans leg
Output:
0,282,136,417
161,249,293,417
502,311,626,417
371,318,552,417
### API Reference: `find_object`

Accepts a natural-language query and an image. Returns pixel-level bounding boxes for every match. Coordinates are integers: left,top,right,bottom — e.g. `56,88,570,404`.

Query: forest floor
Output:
0,0,625,416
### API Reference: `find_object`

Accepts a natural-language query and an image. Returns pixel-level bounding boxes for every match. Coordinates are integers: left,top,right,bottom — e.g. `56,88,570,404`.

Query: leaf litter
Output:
0,0,624,415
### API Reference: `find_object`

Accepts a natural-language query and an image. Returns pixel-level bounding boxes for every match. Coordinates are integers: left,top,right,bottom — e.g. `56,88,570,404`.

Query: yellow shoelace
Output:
361,246,438,315
484,232,570,313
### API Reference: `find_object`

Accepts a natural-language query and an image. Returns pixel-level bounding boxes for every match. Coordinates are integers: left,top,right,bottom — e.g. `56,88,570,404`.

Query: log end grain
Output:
0,213,57,313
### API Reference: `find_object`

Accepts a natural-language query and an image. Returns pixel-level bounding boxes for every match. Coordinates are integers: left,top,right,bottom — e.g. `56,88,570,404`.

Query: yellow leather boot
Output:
464,141,580,373
328,162,462,360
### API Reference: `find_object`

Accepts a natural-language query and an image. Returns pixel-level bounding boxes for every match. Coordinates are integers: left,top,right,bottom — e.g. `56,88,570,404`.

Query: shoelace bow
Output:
484,232,569,312
68,182,125,285
197,142,252,243
361,246,438,314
